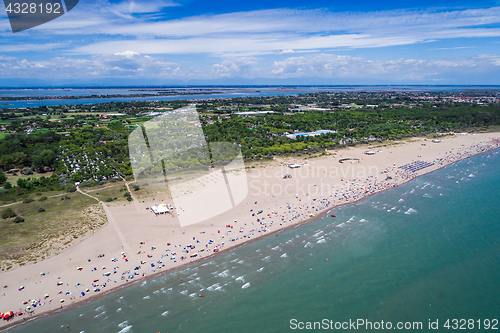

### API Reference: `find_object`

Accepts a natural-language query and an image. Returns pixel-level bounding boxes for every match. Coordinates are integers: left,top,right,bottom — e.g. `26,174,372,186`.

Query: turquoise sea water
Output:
8,150,500,332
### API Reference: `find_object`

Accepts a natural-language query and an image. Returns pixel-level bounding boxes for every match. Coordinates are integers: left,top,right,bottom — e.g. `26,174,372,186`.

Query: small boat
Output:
331,215,336,217
199,294,205,297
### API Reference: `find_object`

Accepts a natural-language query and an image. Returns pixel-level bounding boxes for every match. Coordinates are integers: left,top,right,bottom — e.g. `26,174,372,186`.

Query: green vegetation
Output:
2,207,16,219
13,216,24,223
0,90,498,267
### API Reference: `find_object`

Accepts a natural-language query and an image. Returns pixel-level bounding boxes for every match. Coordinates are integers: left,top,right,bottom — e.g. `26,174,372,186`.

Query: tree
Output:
2,207,16,219
0,155,13,170
66,184,77,193
11,152,28,168
0,171,6,184
13,216,25,223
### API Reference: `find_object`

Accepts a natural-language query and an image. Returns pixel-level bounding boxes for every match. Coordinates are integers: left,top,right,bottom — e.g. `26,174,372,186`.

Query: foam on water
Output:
405,208,417,215
117,325,132,333
118,321,128,329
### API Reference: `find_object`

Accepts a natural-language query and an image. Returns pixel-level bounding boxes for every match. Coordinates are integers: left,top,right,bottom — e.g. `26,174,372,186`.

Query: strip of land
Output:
0,132,499,330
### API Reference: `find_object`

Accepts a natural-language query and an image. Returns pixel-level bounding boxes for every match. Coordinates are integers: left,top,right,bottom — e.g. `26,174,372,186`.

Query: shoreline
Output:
1,134,499,332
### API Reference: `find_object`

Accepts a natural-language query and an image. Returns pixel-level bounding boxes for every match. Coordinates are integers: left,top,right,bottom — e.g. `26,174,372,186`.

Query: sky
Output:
1,0,500,86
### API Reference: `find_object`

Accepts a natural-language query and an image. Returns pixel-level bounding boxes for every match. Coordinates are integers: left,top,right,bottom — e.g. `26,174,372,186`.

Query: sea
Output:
6,149,500,332
1,85,500,109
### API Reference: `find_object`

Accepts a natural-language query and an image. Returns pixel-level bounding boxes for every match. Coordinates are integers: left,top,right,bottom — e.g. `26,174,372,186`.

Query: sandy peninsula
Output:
1,132,499,330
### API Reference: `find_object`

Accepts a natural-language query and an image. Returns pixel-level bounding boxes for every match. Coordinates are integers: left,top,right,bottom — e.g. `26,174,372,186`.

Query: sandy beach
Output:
1,132,499,330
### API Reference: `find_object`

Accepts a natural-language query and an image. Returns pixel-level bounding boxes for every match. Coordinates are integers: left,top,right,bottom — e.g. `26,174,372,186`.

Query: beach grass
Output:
80,181,129,205
0,192,106,266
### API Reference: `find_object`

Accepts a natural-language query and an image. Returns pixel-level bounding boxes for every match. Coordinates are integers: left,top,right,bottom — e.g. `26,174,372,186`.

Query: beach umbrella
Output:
0,313,3,318
81,292,85,296
3,313,9,319
57,282,63,286
17,311,22,316
85,288,89,292
44,294,49,298
40,272,45,276
60,299,64,303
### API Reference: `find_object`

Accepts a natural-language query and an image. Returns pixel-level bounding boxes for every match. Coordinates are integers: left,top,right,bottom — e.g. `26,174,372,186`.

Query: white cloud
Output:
0,43,63,52
210,57,262,78
275,49,296,55
107,0,179,19
1,52,500,81
269,53,500,80
114,50,141,58
0,53,181,79
4,6,500,56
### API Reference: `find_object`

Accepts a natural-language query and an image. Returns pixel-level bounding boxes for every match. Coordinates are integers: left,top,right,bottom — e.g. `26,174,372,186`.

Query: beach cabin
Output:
151,204,169,214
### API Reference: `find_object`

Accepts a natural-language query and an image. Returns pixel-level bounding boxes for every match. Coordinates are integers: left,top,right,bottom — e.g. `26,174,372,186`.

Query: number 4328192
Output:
5,2,61,14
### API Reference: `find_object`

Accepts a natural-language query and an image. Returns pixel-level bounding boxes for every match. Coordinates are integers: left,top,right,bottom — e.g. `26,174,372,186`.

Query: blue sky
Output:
1,0,500,85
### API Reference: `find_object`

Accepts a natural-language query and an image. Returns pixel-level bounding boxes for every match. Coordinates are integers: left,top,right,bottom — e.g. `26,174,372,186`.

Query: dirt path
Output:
77,187,134,255
118,175,140,211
